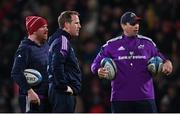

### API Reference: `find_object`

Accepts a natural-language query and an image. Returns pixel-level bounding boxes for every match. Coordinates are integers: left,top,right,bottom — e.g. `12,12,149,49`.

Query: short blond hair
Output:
58,11,80,28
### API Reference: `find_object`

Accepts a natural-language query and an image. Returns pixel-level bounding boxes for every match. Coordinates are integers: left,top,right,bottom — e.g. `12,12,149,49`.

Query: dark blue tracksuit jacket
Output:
48,29,81,95
11,38,49,96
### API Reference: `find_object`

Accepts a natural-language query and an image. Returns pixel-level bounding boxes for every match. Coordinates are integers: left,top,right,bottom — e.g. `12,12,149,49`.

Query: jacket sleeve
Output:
11,45,31,93
148,40,169,62
51,38,69,91
91,43,110,75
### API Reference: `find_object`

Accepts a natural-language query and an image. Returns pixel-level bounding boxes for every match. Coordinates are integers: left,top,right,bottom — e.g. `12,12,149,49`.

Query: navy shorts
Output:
111,99,157,113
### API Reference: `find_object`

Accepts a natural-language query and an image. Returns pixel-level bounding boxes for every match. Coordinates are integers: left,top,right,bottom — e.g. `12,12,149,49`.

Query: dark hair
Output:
58,11,80,28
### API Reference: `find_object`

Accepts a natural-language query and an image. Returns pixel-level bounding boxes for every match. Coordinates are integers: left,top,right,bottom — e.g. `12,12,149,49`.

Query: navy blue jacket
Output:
11,38,49,95
48,29,81,95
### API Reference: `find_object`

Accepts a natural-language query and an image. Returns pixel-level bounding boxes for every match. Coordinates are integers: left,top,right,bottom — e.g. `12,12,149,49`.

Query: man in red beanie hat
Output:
25,16,48,44
11,16,51,112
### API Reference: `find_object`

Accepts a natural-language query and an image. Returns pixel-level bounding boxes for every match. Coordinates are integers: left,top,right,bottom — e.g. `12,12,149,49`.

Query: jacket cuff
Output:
69,86,78,95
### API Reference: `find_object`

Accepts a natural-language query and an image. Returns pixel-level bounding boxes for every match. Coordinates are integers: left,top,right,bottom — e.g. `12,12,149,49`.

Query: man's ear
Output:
121,24,125,29
64,22,70,29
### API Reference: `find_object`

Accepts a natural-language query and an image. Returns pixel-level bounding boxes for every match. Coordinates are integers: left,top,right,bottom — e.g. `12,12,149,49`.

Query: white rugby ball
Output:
147,56,163,76
100,58,117,80
24,69,42,86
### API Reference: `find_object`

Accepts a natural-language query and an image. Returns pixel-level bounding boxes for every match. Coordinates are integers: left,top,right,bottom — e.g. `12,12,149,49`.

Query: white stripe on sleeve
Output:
61,35,68,51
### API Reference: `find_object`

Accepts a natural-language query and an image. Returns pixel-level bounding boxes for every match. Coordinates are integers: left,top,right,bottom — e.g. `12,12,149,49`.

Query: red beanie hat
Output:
26,16,47,35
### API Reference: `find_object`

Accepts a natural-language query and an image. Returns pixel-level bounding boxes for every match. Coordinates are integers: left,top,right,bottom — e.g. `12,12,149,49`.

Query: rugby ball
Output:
100,58,117,80
147,56,163,76
24,69,42,86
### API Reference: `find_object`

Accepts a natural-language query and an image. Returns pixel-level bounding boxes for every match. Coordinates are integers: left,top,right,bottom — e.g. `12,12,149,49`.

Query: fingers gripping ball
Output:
147,56,163,76
24,69,42,86
100,58,117,80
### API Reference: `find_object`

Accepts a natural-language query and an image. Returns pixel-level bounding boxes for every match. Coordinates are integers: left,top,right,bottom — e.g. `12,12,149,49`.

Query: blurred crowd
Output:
0,0,180,112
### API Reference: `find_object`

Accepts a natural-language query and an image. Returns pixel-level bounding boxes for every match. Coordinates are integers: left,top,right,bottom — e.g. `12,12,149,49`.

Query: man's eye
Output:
130,22,136,26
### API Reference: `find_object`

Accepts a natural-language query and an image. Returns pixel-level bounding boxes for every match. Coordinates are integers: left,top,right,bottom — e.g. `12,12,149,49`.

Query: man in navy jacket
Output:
11,16,50,112
48,11,82,112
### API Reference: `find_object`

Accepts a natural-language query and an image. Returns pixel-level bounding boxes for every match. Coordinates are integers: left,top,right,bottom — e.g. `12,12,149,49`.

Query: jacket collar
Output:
57,28,71,40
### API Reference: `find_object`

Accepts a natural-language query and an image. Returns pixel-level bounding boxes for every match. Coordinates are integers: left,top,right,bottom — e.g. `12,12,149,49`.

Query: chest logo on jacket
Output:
18,54,22,58
129,51,134,56
118,46,125,51
118,50,146,60
138,44,144,49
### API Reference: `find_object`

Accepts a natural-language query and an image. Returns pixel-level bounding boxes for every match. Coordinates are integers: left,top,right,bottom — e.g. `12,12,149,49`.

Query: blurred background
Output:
0,0,180,112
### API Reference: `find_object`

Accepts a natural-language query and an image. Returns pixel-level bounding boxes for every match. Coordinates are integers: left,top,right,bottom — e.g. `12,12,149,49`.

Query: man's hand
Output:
66,86,73,95
98,67,109,79
162,60,173,75
27,89,40,105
